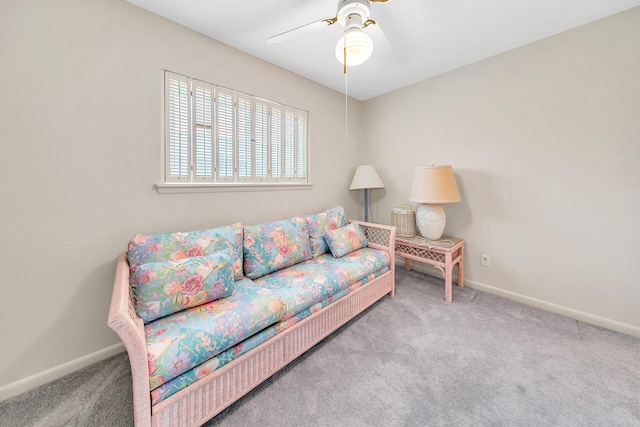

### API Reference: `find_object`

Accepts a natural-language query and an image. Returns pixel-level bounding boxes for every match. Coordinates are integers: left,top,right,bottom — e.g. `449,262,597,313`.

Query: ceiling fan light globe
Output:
335,29,373,66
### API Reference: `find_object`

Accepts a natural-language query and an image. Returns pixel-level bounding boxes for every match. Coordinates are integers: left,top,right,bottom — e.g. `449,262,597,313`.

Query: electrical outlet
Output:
481,254,491,267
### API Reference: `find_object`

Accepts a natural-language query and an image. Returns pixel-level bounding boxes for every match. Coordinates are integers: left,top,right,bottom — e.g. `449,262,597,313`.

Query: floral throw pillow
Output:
324,223,368,258
131,251,235,323
304,206,347,257
243,216,312,279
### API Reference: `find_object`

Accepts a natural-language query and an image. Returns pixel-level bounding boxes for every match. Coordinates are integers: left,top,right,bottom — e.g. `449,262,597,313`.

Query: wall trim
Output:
399,260,640,339
155,182,313,194
0,343,124,402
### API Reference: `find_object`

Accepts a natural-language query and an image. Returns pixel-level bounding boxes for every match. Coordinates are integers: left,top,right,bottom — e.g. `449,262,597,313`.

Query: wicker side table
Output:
395,235,464,302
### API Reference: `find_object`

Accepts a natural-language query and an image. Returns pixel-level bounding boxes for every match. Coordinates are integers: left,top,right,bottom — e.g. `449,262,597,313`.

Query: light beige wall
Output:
0,0,364,392
364,7,640,335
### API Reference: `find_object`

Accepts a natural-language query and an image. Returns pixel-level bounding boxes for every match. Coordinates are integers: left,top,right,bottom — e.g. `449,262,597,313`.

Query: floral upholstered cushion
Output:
131,251,235,323
150,281,361,405
304,206,348,257
127,223,244,282
144,247,390,394
243,216,312,279
324,223,368,257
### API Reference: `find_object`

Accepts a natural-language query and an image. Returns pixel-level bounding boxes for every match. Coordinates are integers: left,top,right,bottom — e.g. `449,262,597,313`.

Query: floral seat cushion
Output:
144,247,390,391
149,267,388,405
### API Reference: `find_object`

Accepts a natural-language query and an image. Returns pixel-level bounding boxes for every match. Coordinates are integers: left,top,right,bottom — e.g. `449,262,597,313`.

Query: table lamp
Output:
409,165,461,240
349,165,385,222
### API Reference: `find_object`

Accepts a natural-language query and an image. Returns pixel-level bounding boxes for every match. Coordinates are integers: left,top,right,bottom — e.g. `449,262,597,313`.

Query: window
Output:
163,71,309,186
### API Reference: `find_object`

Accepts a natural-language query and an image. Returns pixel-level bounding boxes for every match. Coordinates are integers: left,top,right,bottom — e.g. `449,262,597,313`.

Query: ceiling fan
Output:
267,0,392,69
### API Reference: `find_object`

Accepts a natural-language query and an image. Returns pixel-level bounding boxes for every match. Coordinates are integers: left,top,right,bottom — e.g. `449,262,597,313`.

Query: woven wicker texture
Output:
391,207,416,238
360,223,392,247
109,221,397,427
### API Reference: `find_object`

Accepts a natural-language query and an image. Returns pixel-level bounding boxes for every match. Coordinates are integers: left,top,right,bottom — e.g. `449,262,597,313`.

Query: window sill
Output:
155,182,313,194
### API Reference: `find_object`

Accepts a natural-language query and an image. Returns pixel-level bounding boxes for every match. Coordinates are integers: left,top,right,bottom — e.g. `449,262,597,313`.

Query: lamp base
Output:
415,203,446,240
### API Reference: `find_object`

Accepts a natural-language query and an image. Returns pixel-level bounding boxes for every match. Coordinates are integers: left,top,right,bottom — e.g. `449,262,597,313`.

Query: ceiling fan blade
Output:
364,19,392,60
267,17,337,44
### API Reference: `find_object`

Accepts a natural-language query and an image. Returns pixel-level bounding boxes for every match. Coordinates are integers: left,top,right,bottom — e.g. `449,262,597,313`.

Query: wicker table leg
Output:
457,245,464,288
445,252,453,303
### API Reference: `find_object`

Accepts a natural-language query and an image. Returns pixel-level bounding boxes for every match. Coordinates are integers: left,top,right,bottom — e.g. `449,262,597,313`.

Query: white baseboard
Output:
463,279,640,338
0,343,125,402
398,260,640,339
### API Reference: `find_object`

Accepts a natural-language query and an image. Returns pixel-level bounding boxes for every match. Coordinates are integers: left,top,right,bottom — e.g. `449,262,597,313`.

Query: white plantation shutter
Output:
270,105,283,180
237,95,252,181
216,88,235,182
296,110,308,181
254,99,269,180
163,71,308,186
193,80,214,181
165,73,190,182
284,109,296,179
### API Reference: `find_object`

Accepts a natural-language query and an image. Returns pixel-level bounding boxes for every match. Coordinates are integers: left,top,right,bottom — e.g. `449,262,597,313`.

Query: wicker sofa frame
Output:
108,221,396,427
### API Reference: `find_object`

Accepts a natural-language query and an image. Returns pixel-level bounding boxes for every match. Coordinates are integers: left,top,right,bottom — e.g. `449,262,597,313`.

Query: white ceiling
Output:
126,0,640,101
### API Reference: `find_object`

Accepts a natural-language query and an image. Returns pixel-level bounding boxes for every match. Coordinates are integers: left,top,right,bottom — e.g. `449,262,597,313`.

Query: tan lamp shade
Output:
409,165,461,203
350,165,385,190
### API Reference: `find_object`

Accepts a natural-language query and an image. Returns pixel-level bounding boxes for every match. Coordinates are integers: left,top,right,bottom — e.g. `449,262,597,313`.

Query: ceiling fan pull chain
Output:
344,47,347,74
343,29,347,75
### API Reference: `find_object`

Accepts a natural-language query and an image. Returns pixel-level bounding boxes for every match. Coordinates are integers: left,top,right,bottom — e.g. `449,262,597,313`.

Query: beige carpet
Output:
2,268,639,426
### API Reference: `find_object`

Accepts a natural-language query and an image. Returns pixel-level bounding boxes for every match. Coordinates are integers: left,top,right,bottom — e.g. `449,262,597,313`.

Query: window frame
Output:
158,71,311,193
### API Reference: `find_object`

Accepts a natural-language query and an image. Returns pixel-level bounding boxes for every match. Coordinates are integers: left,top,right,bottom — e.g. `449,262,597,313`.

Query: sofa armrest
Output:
108,253,152,427
349,220,396,257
